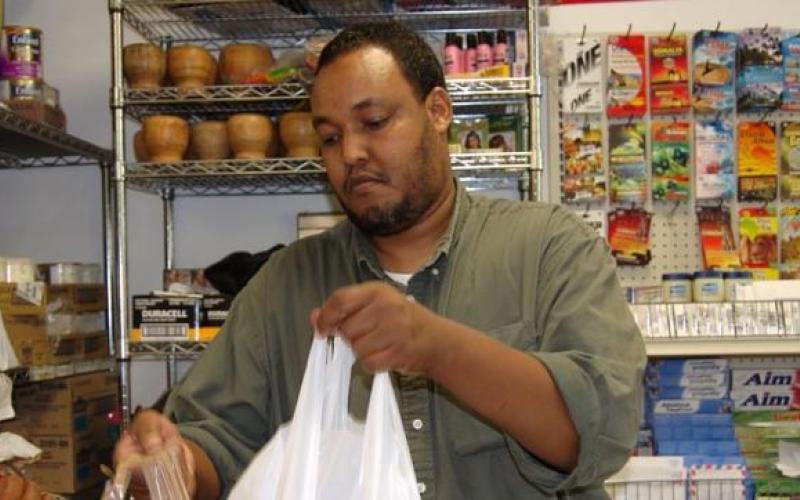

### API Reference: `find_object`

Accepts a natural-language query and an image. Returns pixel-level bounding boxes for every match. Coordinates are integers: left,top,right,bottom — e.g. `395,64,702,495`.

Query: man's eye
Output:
365,117,388,131
321,134,340,147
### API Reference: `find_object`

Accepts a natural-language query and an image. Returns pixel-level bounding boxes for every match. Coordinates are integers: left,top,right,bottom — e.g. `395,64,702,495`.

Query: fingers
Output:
21,480,41,500
129,409,178,454
0,475,24,500
316,283,383,335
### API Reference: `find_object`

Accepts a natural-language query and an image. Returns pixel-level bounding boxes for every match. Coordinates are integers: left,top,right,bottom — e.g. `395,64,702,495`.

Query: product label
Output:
559,37,603,114
561,120,605,203
607,34,647,117
695,120,735,200
692,30,737,113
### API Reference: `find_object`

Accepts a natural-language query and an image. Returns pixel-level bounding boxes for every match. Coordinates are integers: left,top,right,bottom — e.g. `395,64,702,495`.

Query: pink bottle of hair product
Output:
464,33,478,73
476,31,493,70
494,30,508,65
444,33,464,75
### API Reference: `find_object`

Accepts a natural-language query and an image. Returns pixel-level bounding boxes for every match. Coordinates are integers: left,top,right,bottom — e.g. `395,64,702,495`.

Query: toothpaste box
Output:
645,372,729,389
733,410,800,439
651,398,733,415
648,385,730,400
731,368,800,389
654,425,735,441
653,413,733,427
731,388,800,411
730,356,800,369
647,359,729,376
656,439,740,456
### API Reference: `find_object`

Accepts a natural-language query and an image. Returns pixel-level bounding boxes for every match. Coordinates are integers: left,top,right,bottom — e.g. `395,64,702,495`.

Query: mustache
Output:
344,171,388,194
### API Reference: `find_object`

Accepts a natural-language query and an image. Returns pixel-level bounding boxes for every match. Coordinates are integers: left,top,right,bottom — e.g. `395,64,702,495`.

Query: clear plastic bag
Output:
102,441,190,500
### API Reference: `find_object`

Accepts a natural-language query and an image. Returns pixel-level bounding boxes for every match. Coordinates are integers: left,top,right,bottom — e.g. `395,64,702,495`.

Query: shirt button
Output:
405,294,416,303
412,418,424,430
431,268,440,276
418,482,427,494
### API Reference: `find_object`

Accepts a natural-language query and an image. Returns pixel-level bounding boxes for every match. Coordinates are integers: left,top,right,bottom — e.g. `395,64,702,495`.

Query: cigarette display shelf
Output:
123,77,533,121
645,338,800,357
125,152,535,196
0,106,111,169
120,0,527,50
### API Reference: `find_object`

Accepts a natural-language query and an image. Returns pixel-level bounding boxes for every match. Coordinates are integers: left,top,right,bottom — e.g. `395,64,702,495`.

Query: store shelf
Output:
121,1,527,50
125,152,534,196
4,358,115,385
123,78,531,121
0,106,111,168
129,341,208,360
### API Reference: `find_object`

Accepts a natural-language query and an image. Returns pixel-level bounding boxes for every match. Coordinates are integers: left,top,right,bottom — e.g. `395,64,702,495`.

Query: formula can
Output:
1,26,43,79
0,77,43,102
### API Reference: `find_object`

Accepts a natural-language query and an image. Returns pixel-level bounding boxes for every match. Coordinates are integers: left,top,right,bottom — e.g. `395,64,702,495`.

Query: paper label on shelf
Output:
13,281,43,307
0,373,13,421
0,310,18,371
559,37,603,114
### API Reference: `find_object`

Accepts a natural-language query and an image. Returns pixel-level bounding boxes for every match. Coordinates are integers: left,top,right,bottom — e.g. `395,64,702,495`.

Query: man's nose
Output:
341,132,368,167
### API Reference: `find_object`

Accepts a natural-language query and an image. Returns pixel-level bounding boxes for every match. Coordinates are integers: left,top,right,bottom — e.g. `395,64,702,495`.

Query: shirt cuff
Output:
504,350,602,494
179,422,241,498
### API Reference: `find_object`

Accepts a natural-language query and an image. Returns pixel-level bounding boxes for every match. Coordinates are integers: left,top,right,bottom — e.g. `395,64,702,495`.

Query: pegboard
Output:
616,203,703,287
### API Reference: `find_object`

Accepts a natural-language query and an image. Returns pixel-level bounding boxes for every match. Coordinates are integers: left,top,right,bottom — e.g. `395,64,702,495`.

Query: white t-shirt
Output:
384,270,413,287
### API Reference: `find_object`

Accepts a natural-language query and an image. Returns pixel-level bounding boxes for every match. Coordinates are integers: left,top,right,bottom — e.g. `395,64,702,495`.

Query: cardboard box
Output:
0,283,105,318
4,315,108,366
202,295,231,327
24,435,108,493
8,370,118,437
131,294,202,342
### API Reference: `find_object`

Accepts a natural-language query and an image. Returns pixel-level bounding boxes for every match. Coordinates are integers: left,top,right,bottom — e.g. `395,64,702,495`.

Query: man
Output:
114,22,645,499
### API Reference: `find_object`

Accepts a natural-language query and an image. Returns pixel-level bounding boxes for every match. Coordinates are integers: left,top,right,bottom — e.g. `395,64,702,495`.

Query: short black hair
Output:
315,21,446,101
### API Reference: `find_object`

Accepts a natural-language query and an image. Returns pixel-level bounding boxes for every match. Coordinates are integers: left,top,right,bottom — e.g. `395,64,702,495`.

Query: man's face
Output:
311,46,450,236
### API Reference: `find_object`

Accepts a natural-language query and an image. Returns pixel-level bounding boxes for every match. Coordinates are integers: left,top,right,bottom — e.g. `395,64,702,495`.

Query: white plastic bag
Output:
229,335,421,500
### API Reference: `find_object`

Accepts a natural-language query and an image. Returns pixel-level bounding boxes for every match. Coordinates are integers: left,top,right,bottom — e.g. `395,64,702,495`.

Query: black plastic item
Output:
204,244,286,297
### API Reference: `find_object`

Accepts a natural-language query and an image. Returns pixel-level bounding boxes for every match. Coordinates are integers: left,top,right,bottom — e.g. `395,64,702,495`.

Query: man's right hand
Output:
112,409,197,499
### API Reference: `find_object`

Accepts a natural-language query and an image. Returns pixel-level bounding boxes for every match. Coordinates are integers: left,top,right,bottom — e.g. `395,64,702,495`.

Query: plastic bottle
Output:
464,33,478,73
443,33,464,75
494,30,508,65
476,31,493,70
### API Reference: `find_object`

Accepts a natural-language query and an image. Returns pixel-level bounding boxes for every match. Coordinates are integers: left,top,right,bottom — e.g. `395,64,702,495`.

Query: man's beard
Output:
341,131,439,237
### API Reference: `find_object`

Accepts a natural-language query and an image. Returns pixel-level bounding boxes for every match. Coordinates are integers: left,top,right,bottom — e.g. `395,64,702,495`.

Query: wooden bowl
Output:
219,43,273,84
279,112,319,157
168,45,216,89
123,43,166,90
133,129,148,162
227,113,273,160
142,115,189,162
191,120,230,160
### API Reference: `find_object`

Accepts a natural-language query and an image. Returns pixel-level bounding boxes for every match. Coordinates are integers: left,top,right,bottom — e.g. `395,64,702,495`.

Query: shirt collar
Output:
351,177,470,278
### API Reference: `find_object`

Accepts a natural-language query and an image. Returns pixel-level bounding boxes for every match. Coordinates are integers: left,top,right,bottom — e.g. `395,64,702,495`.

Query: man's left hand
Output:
312,281,444,375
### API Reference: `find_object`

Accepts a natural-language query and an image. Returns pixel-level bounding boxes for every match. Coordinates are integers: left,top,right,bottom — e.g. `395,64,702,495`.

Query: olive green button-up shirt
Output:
164,180,646,499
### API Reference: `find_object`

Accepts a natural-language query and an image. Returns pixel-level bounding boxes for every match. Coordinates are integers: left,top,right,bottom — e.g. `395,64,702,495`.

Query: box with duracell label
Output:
131,295,201,342
202,295,231,328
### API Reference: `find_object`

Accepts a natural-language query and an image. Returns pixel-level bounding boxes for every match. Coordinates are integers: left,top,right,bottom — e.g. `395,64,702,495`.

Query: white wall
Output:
3,0,799,408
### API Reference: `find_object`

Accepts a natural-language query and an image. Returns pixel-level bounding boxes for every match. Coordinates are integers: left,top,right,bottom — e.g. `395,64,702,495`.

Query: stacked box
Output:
645,358,739,462
0,283,108,367
0,371,118,494
131,294,230,343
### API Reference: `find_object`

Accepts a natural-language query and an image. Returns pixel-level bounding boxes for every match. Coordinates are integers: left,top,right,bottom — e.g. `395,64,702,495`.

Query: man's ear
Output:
425,87,452,134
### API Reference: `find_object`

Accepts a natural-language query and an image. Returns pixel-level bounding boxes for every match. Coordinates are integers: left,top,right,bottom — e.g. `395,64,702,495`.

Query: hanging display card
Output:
737,27,783,113
737,121,777,202
607,34,647,117
697,206,741,269
651,121,690,202
559,37,603,114
781,121,800,200
782,35,800,111
649,35,690,114
692,30,737,114
780,206,800,279
562,120,605,203
580,209,607,239
608,122,647,204
695,120,735,200
608,208,652,266
739,206,779,279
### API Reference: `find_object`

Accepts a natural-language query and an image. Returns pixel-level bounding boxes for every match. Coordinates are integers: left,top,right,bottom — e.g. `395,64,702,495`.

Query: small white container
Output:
661,273,693,303
4,257,36,283
693,270,724,302
723,270,753,301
